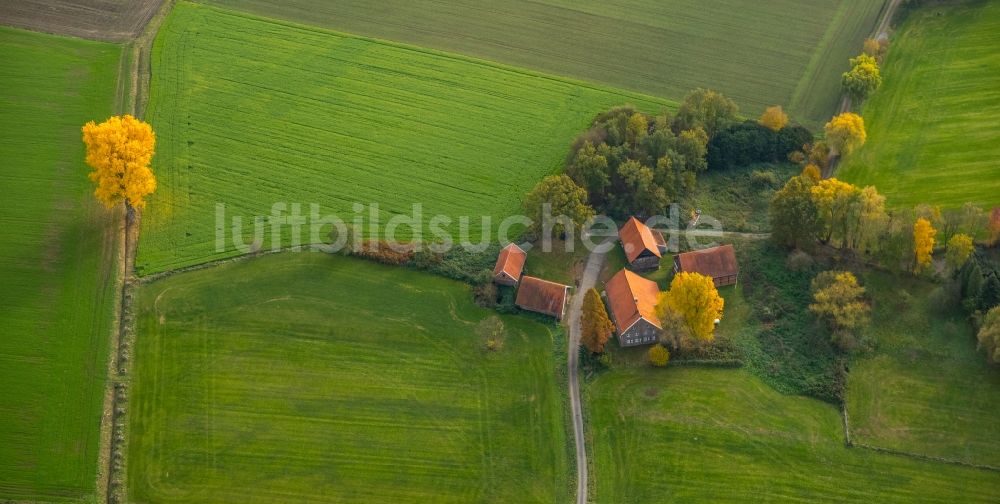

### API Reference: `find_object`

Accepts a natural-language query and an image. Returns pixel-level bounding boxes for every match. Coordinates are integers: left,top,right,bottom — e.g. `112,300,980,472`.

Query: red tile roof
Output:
516,276,569,319
493,243,526,280
604,269,661,334
619,217,662,264
674,245,738,279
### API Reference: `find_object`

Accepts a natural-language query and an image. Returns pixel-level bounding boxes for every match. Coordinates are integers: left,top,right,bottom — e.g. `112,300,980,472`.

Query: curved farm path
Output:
566,237,614,504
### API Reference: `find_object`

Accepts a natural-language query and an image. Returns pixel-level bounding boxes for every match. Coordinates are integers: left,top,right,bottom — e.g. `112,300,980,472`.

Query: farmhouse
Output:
619,217,662,271
673,244,739,287
493,243,527,286
516,276,570,320
604,269,661,347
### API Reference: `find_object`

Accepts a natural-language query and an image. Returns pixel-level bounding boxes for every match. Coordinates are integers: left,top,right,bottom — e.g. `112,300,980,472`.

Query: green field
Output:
847,272,1000,466
0,28,121,501
136,2,670,274
202,0,886,126
129,253,571,503
839,1,1000,209
585,366,1000,503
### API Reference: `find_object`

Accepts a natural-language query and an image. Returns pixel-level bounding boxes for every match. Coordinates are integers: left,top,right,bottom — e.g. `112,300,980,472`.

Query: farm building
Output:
673,244,739,287
604,269,661,347
515,276,570,320
493,243,527,286
619,217,662,271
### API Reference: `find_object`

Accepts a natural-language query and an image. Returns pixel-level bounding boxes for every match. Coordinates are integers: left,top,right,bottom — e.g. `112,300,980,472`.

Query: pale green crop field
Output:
136,2,670,274
585,366,1000,503
847,272,1000,467
839,1,1000,209
0,27,121,501
202,0,887,127
129,253,571,503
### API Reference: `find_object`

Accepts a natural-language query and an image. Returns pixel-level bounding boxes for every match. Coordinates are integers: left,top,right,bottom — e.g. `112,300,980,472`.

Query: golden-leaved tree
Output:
81,115,156,216
913,217,937,272
581,288,614,354
824,112,866,155
657,272,724,342
946,233,974,270
809,270,870,350
758,105,788,132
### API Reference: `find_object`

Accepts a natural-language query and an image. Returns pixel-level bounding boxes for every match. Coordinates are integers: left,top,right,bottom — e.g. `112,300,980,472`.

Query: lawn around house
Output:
585,366,1000,503
0,27,122,502
128,253,571,503
135,2,671,275
201,0,886,126
838,0,1000,209
847,271,1000,467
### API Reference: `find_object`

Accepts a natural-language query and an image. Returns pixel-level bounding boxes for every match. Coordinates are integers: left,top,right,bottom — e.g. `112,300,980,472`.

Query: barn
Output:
493,243,526,286
673,244,739,287
515,276,570,320
604,269,662,347
619,216,662,271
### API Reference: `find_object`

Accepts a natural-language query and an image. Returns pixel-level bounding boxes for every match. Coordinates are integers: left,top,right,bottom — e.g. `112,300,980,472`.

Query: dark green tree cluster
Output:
707,120,813,170
960,251,1000,313
566,90,737,217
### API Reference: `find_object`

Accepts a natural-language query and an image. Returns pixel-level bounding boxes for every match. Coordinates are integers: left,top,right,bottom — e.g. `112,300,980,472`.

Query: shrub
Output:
786,249,815,272
353,240,413,265
648,344,670,367
750,169,779,189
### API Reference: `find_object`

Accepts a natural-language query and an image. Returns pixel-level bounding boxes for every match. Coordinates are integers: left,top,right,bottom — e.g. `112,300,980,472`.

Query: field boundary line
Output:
97,1,176,503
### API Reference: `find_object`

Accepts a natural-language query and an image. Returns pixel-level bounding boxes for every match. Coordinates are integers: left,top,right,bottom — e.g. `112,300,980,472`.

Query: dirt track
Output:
0,0,162,41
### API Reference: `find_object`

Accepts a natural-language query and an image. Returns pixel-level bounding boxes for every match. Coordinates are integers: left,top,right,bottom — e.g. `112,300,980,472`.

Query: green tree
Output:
566,141,610,204
770,175,819,249
648,343,670,367
841,53,882,102
672,88,739,137
977,306,1000,364
615,159,669,217
980,274,1000,312
581,288,614,353
524,175,595,238
675,126,709,173
626,112,648,148
809,271,870,350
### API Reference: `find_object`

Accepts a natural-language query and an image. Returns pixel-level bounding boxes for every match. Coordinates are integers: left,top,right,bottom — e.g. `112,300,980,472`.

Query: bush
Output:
648,344,670,367
473,282,498,308
786,249,815,272
353,240,413,265
749,169,779,189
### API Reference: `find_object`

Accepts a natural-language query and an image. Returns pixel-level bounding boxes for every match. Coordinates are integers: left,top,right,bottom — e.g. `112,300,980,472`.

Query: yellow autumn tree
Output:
801,163,822,183
657,272,724,342
809,271,869,350
945,233,974,270
759,105,788,132
810,178,859,245
913,217,937,272
824,112,866,156
81,115,157,216
581,288,614,354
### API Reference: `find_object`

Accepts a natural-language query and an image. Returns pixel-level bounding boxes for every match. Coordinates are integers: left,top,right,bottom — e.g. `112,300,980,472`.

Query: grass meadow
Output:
847,272,1000,466
136,2,670,274
202,0,886,126
839,1,1000,209
129,253,571,503
585,366,1000,503
0,27,122,501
